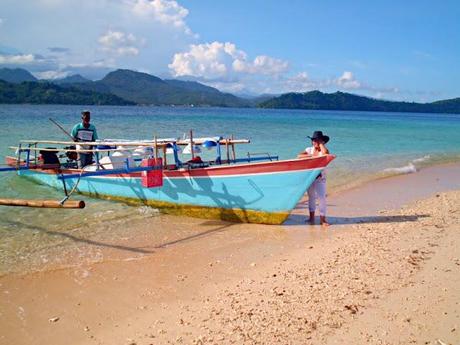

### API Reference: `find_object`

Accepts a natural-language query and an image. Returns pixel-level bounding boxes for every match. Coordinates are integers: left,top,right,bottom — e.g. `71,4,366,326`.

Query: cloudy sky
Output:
0,0,459,101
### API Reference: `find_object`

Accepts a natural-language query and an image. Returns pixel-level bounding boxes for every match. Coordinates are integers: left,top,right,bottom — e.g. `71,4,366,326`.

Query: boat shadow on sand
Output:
285,213,430,226
4,220,156,254
4,219,238,255
152,221,236,249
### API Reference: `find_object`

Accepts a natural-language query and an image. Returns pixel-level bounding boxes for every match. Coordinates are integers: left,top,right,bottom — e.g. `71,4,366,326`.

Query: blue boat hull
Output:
16,156,334,224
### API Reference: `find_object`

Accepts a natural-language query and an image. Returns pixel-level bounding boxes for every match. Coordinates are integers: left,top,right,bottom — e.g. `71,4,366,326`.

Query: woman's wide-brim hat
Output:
308,131,330,143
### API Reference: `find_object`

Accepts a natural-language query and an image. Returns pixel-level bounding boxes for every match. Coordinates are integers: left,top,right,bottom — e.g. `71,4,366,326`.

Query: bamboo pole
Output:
19,140,173,147
18,139,250,146
231,134,236,161
190,129,194,159
9,146,139,153
226,138,230,162
0,198,85,209
154,135,159,158
162,145,167,167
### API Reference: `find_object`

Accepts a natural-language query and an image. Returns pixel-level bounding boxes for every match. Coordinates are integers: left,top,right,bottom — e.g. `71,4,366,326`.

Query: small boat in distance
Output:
3,133,335,224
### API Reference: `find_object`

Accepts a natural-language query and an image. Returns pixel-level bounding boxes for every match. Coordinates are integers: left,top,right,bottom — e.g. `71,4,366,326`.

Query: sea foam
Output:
383,155,433,175
384,163,417,174
412,155,431,164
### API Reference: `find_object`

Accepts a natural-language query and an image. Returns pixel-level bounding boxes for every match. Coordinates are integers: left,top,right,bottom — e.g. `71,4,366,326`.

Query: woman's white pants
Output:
307,177,327,216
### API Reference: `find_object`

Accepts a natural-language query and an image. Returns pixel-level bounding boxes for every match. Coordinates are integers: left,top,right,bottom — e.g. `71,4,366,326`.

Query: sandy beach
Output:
1,163,459,345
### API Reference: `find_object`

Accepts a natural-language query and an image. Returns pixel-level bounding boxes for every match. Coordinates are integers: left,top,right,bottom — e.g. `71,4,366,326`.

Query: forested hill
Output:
0,68,250,107
259,91,460,114
0,80,134,105
0,68,37,83
71,69,250,107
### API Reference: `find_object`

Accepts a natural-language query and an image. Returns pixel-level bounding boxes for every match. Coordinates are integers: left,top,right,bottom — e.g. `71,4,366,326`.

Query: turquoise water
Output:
1,104,459,274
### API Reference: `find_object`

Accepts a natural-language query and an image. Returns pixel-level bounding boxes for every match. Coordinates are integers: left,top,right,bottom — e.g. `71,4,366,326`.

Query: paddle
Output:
49,118,76,142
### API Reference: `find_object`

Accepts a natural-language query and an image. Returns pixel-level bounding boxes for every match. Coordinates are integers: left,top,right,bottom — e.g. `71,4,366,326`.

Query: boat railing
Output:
57,164,163,180
183,162,210,169
7,134,283,173
240,152,279,163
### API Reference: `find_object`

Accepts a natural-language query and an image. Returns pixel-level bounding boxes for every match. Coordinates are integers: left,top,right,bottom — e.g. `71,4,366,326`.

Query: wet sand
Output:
0,163,459,345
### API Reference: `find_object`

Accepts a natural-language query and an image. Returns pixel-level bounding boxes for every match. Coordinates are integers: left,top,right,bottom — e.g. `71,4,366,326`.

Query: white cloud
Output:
0,0,199,79
283,72,319,91
204,80,247,93
335,71,361,89
169,41,289,79
179,65,403,99
0,54,35,64
33,70,68,80
0,1,409,98
68,58,116,69
169,42,244,78
233,55,289,75
98,30,144,56
280,70,400,96
132,0,195,36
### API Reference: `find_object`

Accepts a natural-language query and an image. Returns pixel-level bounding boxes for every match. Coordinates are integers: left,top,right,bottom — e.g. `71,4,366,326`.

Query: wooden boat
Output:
3,135,335,224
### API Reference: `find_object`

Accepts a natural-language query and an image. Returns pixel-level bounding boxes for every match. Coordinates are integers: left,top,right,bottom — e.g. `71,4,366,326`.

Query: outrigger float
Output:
2,132,335,224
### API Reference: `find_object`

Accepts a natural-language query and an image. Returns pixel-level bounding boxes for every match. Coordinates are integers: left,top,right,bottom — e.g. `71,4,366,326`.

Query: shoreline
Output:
327,156,460,195
0,161,459,278
0,162,459,345
286,161,460,226
1,161,458,278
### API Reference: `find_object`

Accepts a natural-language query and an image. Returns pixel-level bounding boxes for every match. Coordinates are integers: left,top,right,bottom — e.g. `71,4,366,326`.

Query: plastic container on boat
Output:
84,151,136,171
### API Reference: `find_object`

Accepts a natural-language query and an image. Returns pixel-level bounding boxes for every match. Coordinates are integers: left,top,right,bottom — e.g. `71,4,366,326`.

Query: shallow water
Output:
1,105,459,274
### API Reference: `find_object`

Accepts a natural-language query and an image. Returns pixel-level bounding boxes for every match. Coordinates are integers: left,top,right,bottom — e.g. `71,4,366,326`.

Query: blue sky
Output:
0,0,459,101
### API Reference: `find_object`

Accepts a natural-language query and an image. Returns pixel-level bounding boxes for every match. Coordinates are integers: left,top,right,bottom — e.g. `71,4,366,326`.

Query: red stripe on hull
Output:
165,155,334,178
6,155,335,178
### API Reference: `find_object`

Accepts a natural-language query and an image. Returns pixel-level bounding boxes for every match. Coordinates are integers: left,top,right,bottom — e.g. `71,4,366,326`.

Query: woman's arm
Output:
319,143,329,154
297,152,310,158
297,146,312,158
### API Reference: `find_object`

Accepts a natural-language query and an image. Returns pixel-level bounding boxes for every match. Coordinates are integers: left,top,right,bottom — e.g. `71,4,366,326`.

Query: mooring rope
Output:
59,170,83,205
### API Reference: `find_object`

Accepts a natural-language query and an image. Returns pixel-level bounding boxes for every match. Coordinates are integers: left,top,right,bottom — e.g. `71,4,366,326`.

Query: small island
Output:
258,90,460,114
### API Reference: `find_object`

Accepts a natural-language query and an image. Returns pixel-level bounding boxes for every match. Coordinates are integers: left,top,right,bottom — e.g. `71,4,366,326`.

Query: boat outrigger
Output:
2,132,335,224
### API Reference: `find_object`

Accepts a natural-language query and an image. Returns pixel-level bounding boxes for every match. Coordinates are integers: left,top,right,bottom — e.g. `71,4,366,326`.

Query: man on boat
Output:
71,110,98,168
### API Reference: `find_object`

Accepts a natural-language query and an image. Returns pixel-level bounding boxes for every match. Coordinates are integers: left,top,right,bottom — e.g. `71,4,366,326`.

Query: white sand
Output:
0,163,459,345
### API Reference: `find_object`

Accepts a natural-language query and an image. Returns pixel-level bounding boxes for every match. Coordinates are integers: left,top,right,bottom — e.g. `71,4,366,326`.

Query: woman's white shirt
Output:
305,146,327,179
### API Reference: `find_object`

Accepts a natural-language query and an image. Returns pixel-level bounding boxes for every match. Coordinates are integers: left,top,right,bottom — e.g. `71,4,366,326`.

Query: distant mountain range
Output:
0,67,459,113
69,69,250,107
259,90,460,114
0,68,250,107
